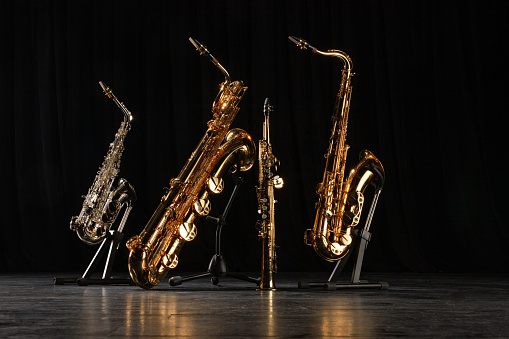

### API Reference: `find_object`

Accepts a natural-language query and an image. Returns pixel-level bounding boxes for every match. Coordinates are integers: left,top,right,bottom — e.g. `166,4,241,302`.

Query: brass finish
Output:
70,82,136,245
289,36,385,262
256,98,283,290
126,38,255,289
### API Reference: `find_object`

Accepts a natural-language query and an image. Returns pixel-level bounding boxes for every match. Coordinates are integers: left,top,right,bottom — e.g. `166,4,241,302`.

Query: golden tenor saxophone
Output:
126,38,256,289
289,36,385,262
70,82,136,245
256,98,283,290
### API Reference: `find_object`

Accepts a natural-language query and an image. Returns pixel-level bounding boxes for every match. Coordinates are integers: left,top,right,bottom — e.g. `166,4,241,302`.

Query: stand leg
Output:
350,229,370,284
102,229,124,279
82,235,111,280
77,230,132,286
327,246,354,282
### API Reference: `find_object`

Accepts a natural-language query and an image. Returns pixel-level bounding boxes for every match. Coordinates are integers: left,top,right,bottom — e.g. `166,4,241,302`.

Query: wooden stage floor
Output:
1,272,508,337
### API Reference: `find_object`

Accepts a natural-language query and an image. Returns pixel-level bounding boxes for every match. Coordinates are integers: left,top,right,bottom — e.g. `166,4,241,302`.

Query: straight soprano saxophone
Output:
289,37,385,261
70,82,136,245
126,38,256,289
256,98,284,290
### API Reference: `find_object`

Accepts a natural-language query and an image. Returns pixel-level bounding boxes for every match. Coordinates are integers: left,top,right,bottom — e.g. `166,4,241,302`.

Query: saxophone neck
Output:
288,36,353,71
189,37,231,84
288,36,353,112
99,81,133,123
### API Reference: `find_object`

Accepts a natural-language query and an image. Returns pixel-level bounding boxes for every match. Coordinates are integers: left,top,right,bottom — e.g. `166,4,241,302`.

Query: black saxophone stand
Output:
169,168,261,287
298,186,389,291
54,192,135,286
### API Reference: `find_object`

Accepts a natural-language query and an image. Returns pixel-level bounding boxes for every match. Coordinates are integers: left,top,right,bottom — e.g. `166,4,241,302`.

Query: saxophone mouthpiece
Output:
288,36,315,51
263,97,271,117
189,37,208,56
288,36,301,46
99,81,113,99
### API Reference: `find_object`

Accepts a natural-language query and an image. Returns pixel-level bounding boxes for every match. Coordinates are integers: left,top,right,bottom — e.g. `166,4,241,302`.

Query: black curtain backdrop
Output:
1,1,507,274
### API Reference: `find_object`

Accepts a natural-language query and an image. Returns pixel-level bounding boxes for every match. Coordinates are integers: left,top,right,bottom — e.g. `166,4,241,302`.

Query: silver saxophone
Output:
256,98,284,290
70,82,136,245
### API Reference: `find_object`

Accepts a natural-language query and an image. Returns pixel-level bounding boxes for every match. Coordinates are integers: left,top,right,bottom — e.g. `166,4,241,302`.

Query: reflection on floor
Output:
1,272,508,337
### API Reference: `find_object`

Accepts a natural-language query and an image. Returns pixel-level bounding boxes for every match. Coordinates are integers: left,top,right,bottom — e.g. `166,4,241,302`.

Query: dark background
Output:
1,1,507,275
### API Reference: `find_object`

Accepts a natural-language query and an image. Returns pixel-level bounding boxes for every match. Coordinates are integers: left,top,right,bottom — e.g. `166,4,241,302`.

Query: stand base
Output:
169,254,261,287
298,280,389,291
54,277,133,286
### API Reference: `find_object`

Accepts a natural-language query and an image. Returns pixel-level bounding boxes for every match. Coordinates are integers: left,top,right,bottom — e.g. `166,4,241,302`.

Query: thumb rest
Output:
70,82,136,245
256,98,283,290
126,38,256,289
289,36,385,262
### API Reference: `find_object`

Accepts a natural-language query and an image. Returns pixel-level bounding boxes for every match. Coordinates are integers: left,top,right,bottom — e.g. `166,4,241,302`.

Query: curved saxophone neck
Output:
288,36,353,71
99,81,133,123
189,37,231,85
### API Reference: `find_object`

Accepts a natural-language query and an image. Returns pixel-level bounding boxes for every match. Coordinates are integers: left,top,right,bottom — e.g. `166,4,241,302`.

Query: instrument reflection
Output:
258,290,276,336
80,288,375,337
124,292,196,337
316,296,376,337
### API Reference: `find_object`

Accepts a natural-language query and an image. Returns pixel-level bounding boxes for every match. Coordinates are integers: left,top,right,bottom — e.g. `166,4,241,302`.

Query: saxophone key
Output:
328,243,343,256
340,233,352,246
304,229,315,245
162,252,179,269
208,176,224,194
126,235,142,251
178,222,197,241
273,175,284,188
193,198,211,216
